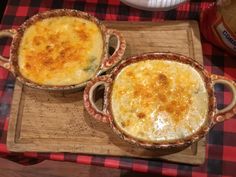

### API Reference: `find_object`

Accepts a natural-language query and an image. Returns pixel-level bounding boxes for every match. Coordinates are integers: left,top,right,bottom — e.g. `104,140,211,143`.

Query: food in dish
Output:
18,16,103,85
111,60,208,142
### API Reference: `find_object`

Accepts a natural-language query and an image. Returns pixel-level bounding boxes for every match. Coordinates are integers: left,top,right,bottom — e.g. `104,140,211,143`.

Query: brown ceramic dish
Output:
84,52,236,149
0,9,126,90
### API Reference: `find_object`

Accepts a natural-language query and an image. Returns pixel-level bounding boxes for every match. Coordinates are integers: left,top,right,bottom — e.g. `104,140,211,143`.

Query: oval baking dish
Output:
84,52,236,149
0,9,126,90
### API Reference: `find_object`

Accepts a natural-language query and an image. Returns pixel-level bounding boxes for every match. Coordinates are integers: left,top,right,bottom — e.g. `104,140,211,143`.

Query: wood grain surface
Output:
7,21,205,165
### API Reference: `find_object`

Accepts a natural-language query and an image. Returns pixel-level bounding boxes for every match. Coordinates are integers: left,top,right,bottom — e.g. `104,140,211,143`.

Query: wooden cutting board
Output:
7,21,206,165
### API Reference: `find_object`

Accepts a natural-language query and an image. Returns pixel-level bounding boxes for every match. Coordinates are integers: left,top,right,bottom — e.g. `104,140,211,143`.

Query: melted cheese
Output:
111,60,208,142
19,16,103,85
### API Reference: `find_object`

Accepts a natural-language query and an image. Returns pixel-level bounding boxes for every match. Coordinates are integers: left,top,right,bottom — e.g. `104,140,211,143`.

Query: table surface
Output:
0,0,236,176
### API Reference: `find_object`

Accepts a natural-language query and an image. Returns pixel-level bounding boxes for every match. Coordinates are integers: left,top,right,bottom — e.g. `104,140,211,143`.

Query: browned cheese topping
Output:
111,60,208,142
19,16,103,85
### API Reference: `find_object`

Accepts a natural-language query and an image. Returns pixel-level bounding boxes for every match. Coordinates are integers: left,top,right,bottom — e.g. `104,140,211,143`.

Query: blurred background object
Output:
0,0,8,21
200,0,236,56
120,0,188,11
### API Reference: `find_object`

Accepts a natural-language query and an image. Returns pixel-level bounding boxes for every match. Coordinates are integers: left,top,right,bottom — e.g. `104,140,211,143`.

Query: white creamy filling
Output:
111,60,208,142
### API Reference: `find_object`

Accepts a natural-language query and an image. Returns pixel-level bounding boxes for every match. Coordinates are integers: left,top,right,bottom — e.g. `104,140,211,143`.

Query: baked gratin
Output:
111,60,209,142
18,16,103,85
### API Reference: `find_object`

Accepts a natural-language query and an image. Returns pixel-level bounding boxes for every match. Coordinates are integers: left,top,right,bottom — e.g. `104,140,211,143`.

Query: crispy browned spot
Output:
137,112,146,119
25,63,31,69
158,73,169,87
74,25,89,41
133,72,192,123
121,121,125,127
158,93,167,102
45,45,53,52
133,83,152,98
49,34,59,42
121,120,131,127
126,70,135,79
33,36,44,46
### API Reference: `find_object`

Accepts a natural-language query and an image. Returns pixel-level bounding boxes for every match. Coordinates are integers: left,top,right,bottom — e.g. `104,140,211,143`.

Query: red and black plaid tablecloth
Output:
0,0,236,176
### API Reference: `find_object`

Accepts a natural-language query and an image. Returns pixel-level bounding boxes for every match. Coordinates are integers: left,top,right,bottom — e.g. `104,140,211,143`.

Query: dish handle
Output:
101,29,126,71
211,74,236,123
0,29,16,73
83,75,112,123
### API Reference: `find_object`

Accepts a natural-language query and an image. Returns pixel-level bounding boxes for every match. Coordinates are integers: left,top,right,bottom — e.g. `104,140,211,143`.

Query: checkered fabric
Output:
0,0,236,176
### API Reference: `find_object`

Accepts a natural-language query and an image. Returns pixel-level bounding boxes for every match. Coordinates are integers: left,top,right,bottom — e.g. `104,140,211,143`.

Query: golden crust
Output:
18,16,103,85
111,60,209,142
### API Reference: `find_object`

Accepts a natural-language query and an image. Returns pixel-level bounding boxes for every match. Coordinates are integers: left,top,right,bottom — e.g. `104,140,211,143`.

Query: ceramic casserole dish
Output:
0,9,126,90
84,52,236,149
